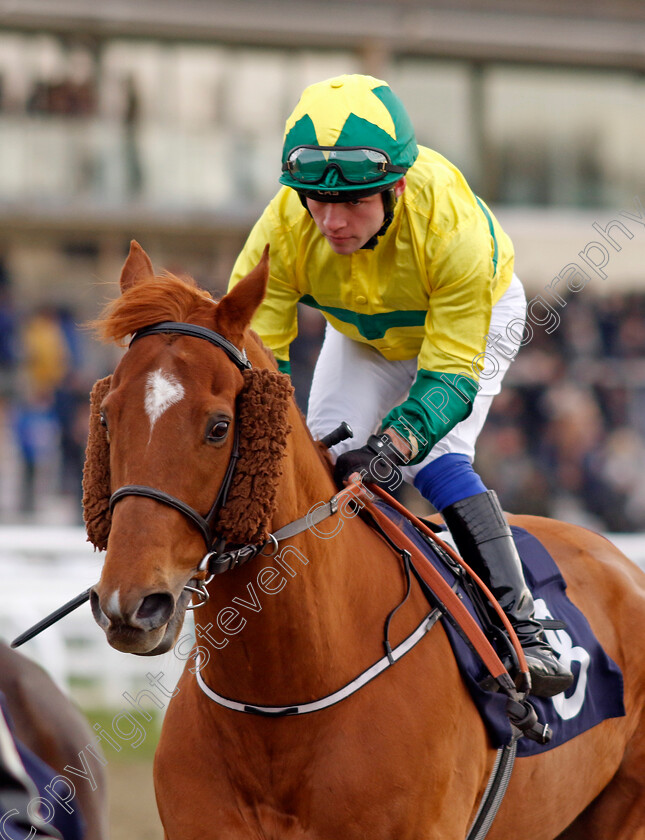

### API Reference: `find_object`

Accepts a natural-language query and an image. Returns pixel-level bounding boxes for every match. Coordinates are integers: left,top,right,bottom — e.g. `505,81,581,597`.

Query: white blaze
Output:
145,369,185,432
106,589,122,619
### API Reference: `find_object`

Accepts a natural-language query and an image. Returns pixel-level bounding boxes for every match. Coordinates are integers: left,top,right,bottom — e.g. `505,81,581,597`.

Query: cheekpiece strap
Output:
203,494,342,576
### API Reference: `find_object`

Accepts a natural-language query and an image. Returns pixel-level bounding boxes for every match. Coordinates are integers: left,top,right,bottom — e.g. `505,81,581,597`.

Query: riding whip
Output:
10,588,91,649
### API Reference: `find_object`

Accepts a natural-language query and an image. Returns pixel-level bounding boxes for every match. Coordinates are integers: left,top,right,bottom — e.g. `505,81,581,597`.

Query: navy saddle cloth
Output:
0,693,86,840
376,501,625,757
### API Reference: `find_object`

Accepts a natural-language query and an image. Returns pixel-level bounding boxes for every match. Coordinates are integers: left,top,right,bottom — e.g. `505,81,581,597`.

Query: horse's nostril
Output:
89,588,108,629
135,592,174,627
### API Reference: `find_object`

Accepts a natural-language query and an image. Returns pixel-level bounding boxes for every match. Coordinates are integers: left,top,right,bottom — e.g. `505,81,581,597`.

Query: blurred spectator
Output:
0,286,17,400
4,274,645,532
11,389,59,514
53,372,91,520
26,77,97,117
598,428,645,529
21,307,70,397
474,424,550,517
123,75,143,196
56,306,84,370
8,306,86,520
537,384,610,525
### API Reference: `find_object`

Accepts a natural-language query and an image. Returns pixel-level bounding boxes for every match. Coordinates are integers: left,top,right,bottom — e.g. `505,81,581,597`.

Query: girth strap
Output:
466,739,518,840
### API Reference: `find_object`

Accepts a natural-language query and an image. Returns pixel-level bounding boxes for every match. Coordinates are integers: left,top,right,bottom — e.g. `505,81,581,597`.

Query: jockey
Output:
229,74,573,699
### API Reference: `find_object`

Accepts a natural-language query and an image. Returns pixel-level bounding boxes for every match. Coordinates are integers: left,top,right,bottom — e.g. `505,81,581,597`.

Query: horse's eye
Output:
99,412,111,442
207,419,230,442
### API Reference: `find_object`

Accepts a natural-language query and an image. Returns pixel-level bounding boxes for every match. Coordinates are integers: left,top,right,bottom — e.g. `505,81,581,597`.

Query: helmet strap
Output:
298,191,311,215
360,188,396,250
297,188,398,251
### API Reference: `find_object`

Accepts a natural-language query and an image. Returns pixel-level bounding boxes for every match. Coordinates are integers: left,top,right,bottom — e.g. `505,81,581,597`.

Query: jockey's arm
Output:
381,368,478,465
379,221,499,465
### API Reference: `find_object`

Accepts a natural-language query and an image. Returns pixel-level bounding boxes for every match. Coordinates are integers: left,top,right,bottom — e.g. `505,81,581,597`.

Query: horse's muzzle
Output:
90,586,188,655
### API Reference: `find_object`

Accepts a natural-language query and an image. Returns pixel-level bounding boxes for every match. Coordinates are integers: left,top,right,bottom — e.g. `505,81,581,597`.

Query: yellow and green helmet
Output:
280,74,418,199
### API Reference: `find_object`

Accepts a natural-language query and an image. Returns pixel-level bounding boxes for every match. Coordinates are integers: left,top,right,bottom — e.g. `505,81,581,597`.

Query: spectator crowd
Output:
476,291,645,532
2,258,645,534
0,262,95,523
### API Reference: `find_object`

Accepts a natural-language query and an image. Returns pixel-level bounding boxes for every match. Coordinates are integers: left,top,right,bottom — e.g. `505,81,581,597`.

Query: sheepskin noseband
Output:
83,376,113,550
215,368,292,545
82,367,293,552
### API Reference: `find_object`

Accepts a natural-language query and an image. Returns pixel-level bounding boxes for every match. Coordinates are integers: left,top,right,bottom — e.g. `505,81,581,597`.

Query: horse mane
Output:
91,273,216,344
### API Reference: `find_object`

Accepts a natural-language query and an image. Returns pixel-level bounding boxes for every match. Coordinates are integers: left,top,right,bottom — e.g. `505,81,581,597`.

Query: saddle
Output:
365,495,625,757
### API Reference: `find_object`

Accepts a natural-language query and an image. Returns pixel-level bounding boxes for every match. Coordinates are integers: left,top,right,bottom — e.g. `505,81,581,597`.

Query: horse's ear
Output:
119,241,154,293
215,245,269,340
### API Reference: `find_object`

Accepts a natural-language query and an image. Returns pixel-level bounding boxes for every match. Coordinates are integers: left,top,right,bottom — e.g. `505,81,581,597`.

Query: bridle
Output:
108,321,253,607
15,321,544,838
10,321,348,644
108,320,347,608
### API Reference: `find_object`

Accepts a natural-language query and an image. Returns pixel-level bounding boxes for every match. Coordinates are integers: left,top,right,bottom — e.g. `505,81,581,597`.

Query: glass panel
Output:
390,59,475,183
485,66,645,208
3,34,642,213
0,35,358,211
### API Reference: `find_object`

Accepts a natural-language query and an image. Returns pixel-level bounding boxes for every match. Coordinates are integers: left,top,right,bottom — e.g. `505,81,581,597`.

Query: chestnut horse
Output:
85,241,645,840
0,642,109,839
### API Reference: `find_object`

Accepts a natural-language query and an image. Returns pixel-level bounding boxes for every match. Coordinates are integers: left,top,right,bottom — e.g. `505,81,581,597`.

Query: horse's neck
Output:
196,406,408,703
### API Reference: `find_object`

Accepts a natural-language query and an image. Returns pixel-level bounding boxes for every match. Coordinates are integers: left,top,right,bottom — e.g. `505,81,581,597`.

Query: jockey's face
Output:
306,178,406,255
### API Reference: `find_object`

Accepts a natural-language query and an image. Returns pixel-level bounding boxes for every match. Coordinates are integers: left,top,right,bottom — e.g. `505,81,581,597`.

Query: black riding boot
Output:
441,490,573,698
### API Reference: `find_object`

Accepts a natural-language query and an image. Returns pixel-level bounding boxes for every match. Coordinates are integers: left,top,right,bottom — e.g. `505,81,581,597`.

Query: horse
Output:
84,240,645,840
0,642,109,839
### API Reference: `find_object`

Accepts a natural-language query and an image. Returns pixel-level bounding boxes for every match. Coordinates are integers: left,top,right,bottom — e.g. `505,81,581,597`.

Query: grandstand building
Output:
0,0,644,313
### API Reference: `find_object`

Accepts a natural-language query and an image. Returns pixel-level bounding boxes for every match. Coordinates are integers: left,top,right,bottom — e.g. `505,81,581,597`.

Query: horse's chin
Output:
106,592,190,656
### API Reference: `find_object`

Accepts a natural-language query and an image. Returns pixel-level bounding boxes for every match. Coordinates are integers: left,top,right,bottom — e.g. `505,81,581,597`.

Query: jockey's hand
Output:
334,433,408,490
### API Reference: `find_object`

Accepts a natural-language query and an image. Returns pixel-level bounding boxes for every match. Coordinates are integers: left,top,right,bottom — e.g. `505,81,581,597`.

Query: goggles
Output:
282,145,407,185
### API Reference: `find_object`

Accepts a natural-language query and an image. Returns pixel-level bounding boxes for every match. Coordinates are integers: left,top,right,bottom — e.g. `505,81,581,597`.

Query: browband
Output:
130,321,251,371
